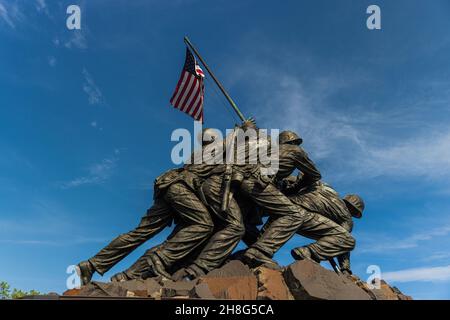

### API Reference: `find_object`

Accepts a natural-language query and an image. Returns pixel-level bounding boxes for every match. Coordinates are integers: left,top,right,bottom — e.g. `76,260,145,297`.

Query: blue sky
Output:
1,0,450,299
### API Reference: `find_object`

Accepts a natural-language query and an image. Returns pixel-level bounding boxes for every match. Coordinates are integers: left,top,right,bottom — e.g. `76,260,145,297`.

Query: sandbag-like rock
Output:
283,260,371,300
161,279,196,298
370,280,412,300
255,267,294,300
65,281,128,297
198,275,258,300
189,282,216,299
204,260,253,278
63,278,162,298
195,259,258,299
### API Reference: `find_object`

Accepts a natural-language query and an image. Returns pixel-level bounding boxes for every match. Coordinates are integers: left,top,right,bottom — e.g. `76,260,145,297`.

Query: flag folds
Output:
170,48,205,122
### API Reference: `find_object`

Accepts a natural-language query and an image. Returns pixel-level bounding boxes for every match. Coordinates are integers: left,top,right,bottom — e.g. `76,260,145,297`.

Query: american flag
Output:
170,47,205,122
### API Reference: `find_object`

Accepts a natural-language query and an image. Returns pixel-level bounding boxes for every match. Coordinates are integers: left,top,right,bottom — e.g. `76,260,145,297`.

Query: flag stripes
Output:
170,48,205,122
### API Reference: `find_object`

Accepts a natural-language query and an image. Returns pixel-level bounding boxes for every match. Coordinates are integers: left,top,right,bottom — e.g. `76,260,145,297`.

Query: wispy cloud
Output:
423,252,450,262
60,152,119,189
383,265,450,283
357,131,450,179
35,0,49,16
0,0,24,29
0,197,111,248
232,55,450,183
48,55,56,67
245,73,366,160
82,68,104,105
357,224,450,254
0,0,51,29
65,31,87,49
0,237,107,246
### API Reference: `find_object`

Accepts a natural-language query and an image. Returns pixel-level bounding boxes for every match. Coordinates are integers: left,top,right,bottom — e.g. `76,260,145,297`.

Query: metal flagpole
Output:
184,36,246,122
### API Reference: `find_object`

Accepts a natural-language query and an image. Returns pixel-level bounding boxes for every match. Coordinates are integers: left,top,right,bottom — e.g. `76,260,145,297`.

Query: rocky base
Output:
62,260,412,300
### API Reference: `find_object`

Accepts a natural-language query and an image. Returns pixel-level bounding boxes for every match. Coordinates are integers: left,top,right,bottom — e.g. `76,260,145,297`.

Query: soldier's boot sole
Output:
291,247,320,263
147,254,172,279
110,272,130,282
76,260,95,286
241,248,276,269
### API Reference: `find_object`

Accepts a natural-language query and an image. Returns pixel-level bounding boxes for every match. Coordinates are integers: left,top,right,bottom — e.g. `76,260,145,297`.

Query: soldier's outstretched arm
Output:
291,147,322,189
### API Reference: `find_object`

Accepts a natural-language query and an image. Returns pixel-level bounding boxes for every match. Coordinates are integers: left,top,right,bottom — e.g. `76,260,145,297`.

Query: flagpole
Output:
184,36,246,122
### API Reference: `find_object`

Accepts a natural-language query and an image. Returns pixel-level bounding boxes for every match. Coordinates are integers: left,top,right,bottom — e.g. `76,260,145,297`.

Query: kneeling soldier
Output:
283,177,365,274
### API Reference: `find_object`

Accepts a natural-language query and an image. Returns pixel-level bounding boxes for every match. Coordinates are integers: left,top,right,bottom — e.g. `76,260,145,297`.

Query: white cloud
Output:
383,265,450,283
232,58,450,183
246,73,366,160
82,68,104,105
358,131,450,179
0,237,107,246
0,1,23,29
0,2,14,28
357,224,450,254
423,252,450,262
35,0,49,16
48,56,56,67
65,31,87,49
61,154,118,189
35,0,46,10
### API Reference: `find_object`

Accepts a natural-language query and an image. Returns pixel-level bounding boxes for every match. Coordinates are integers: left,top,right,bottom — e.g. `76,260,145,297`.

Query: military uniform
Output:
182,172,245,277
83,167,214,280
123,143,226,277
241,138,323,261
240,131,356,270
284,180,362,272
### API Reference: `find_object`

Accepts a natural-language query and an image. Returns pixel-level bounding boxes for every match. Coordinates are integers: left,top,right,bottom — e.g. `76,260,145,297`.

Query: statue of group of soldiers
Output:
76,119,365,285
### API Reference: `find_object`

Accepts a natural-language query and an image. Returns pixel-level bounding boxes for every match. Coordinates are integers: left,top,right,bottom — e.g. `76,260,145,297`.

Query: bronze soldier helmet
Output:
198,128,220,146
343,194,365,218
279,130,303,145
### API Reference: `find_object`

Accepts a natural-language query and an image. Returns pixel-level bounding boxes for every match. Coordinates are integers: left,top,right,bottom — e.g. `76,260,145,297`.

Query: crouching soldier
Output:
76,167,214,285
282,177,365,274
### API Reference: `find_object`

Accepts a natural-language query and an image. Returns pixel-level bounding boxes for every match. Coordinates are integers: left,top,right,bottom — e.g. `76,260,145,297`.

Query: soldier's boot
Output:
148,254,171,279
171,268,190,282
76,260,95,286
241,247,278,269
169,265,202,281
185,264,206,281
291,247,320,263
110,272,131,282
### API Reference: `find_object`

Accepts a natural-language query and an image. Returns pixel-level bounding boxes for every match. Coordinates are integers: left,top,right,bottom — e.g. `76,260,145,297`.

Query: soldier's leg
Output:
294,214,355,262
337,252,352,273
240,178,309,258
154,182,214,269
187,175,245,276
242,222,261,247
87,199,173,276
111,244,161,281
116,223,189,280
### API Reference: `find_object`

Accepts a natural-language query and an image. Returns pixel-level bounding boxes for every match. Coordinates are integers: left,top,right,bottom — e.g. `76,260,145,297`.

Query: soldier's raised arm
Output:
293,146,322,186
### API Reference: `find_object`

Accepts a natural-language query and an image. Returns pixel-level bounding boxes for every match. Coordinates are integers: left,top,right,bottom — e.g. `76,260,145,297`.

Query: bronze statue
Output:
77,167,215,284
76,126,365,284
239,130,323,266
283,178,364,273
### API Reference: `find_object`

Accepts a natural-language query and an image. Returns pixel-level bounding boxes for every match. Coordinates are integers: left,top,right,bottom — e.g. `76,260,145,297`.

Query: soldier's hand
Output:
240,117,257,130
